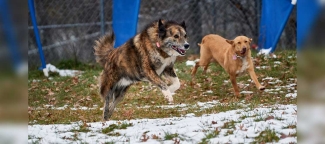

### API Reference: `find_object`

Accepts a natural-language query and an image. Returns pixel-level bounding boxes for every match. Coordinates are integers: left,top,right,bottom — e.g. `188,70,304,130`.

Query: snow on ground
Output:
257,48,277,58
285,93,297,99
30,100,230,112
43,64,83,77
28,104,297,144
256,66,270,69
185,59,199,66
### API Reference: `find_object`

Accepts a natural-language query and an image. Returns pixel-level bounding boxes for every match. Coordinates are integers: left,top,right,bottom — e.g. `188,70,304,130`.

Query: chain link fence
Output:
28,0,296,68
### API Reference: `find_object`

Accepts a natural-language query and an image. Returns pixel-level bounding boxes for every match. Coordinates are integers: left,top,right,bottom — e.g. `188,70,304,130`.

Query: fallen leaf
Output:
265,116,274,121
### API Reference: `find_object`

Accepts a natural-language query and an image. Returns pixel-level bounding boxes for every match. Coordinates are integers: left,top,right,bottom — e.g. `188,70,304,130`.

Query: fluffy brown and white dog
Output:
191,34,265,96
94,19,189,120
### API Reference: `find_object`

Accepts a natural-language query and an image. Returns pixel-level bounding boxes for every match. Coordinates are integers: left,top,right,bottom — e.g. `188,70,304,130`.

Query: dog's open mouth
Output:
171,45,186,55
240,48,246,54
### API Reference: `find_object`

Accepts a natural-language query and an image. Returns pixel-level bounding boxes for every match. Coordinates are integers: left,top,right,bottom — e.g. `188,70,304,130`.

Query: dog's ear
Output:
249,38,253,43
226,39,234,45
180,21,186,30
158,19,166,38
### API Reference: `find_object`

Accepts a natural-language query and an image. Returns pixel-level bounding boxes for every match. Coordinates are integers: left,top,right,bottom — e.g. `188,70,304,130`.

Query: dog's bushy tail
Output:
94,32,115,66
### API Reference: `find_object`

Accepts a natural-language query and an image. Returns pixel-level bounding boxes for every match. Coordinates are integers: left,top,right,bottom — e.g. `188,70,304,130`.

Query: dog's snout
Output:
243,47,247,51
184,44,190,49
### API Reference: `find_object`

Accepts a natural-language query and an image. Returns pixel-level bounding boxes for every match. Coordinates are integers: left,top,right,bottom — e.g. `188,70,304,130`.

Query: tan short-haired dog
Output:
192,34,265,96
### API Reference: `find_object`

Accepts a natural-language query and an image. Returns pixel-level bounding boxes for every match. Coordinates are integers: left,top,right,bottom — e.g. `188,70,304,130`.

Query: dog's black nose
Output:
184,44,190,49
243,47,247,51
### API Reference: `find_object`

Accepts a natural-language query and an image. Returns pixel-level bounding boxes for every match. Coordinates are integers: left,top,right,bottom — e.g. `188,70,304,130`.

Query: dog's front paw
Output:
259,86,265,91
165,96,174,104
162,89,174,103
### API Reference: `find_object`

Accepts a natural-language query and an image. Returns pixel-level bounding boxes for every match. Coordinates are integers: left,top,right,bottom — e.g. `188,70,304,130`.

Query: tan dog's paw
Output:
259,86,265,91
235,92,240,97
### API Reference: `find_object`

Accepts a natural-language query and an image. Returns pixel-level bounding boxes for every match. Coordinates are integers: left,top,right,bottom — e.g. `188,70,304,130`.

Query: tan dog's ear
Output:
249,38,253,43
226,39,234,45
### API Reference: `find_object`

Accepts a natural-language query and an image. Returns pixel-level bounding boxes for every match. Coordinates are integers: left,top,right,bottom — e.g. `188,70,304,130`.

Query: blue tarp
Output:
258,0,294,53
297,0,321,49
113,0,141,48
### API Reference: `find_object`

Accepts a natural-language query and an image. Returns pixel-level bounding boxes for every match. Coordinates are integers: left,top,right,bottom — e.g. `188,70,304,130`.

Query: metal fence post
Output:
28,0,46,69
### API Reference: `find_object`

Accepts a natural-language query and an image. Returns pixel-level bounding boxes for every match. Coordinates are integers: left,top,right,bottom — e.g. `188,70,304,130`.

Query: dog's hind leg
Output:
202,61,211,74
99,73,115,121
103,90,113,120
105,85,130,119
192,60,211,76
191,61,200,76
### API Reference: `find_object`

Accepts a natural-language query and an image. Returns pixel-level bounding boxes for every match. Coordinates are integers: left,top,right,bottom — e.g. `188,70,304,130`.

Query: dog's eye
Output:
237,42,241,44
244,41,247,43
174,35,179,38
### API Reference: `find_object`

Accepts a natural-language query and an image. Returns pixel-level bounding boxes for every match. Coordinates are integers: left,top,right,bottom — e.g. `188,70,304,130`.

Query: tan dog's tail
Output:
94,31,115,66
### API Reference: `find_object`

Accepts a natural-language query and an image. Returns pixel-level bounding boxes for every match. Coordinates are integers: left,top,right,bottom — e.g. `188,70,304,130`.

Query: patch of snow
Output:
262,77,275,81
258,47,272,55
256,66,270,69
257,48,277,58
185,59,199,66
185,61,195,66
197,100,222,110
205,90,213,93
157,103,188,109
28,104,297,144
43,63,83,77
32,79,40,82
240,91,254,94
285,93,297,99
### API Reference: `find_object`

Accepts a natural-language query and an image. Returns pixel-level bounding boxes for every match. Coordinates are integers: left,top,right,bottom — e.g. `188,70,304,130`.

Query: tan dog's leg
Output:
230,74,240,96
192,43,212,76
203,62,210,74
191,61,200,76
247,67,265,90
191,58,211,76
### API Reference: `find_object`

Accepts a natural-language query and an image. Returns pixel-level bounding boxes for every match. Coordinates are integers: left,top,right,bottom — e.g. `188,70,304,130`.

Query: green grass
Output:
102,122,133,134
70,124,91,133
200,128,221,144
28,50,297,124
254,128,280,143
164,131,179,140
221,120,236,129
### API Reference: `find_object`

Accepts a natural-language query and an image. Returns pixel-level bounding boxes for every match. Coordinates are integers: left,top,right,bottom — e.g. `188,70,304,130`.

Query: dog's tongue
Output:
241,48,246,54
178,48,185,53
